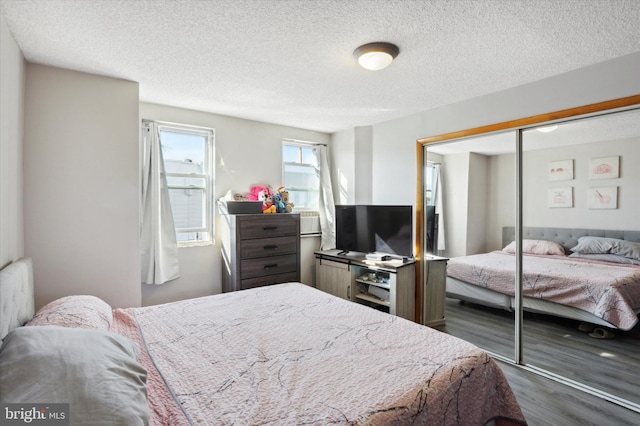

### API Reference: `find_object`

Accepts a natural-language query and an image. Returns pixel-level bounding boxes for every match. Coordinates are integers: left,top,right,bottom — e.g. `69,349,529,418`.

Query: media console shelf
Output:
315,250,416,321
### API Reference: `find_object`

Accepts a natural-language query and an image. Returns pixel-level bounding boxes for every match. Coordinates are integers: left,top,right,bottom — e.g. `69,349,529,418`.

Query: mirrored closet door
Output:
424,131,517,361
521,109,640,407
419,97,640,413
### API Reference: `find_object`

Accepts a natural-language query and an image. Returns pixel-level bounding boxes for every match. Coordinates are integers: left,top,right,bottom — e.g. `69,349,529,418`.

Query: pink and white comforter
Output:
447,252,640,330
113,283,526,425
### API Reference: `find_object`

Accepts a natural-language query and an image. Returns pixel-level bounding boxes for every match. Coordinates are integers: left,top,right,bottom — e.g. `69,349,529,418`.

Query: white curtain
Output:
434,164,446,253
314,145,336,249
140,121,180,284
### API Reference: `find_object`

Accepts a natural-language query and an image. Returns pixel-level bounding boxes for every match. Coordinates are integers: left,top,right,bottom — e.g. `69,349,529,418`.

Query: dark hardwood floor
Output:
441,299,640,425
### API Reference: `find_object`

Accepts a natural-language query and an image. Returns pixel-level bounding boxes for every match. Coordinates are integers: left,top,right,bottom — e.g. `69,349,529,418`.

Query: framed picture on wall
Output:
547,187,573,208
587,187,618,209
589,156,619,179
548,159,573,181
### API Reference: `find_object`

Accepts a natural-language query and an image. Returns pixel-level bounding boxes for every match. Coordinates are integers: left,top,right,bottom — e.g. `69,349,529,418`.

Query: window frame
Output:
158,122,215,247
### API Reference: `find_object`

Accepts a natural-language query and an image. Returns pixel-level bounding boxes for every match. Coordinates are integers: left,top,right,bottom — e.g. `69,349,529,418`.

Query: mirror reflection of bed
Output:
445,227,640,403
424,107,640,408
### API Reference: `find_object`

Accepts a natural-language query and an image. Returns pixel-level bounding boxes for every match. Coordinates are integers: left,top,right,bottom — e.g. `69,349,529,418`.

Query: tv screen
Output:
335,205,413,258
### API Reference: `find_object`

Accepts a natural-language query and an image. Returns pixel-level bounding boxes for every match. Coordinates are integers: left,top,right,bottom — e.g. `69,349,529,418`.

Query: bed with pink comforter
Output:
447,251,640,330
110,283,525,425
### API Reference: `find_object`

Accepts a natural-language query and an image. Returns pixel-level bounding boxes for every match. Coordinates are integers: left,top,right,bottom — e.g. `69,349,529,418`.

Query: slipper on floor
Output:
578,322,595,333
588,327,615,339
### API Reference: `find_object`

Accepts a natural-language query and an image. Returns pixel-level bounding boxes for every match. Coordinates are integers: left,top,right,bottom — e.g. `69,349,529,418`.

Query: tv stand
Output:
314,250,416,321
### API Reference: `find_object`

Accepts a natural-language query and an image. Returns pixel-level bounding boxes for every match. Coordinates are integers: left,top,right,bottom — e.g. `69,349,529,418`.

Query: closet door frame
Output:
415,94,640,412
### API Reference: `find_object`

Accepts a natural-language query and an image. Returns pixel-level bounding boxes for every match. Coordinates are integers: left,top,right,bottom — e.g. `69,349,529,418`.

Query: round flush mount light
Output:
353,42,400,71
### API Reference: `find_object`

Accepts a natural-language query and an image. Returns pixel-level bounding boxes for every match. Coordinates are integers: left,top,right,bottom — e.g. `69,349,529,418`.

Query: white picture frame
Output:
547,187,573,208
548,159,573,181
587,187,618,209
589,156,619,180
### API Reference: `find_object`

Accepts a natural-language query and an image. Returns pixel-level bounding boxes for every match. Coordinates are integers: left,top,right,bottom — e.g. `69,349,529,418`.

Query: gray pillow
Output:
570,236,640,261
568,252,640,266
610,240,640,261
0,326,149,425
569,236,616,255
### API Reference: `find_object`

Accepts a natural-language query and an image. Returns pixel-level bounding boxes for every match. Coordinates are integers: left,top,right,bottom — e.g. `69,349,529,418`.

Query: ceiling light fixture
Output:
353,42,400,71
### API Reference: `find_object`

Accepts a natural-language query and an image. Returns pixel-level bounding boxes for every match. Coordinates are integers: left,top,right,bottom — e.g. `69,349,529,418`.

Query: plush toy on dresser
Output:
275,186,294,213
243,184,294,214
280,189,294,212
262,196,277,214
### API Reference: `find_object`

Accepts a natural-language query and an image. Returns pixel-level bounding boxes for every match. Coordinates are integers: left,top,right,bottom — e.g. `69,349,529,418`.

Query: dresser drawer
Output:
240,236,298,259
241,254,298,279
240,272,299,290
239,215,298,239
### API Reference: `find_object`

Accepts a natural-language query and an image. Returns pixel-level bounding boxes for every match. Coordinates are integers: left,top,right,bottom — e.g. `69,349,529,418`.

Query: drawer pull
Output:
264,244,278,250
263,226,278,231
264,264,278,270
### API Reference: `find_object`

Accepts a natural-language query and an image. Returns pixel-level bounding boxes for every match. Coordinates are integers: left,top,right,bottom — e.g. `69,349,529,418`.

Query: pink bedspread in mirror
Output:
447,252,640,330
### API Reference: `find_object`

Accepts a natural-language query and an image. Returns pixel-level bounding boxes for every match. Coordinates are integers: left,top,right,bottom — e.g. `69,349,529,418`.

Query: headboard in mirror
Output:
502,227,640,254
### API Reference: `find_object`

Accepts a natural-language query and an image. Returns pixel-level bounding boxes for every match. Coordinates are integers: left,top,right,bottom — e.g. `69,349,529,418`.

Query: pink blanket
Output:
114,283,526,425
447,252,640,330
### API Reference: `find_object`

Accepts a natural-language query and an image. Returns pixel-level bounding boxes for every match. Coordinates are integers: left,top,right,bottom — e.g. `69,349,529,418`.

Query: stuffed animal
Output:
273,193,286,213
280,190,294,212
262,196,276,214
246,184,272,202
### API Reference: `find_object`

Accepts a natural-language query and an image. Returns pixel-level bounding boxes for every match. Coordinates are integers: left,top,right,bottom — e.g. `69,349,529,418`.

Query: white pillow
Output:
0,326,149,424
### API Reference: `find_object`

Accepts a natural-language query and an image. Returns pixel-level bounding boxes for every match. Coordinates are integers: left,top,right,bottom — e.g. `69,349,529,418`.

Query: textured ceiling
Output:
1,0,639,133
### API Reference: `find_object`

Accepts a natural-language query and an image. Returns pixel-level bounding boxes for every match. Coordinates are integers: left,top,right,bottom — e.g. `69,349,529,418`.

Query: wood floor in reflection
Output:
442,299,640,426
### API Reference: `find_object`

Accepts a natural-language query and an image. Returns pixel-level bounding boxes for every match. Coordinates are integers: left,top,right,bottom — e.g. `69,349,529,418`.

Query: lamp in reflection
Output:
537,125,559,133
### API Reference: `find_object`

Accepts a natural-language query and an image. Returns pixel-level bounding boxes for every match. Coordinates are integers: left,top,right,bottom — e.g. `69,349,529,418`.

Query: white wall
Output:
331,128,355,205
371,113,424,205
331,126,376,205
520,137,640,229
436,134,639,255
466,153,489,254
24,64,141,309
0,13,25,269
442,153,469,257
487,152,516,250
354,126,373,204
139,102,330,306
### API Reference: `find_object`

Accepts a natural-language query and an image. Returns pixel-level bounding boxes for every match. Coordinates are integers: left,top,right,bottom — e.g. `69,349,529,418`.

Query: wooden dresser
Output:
221,213,300,292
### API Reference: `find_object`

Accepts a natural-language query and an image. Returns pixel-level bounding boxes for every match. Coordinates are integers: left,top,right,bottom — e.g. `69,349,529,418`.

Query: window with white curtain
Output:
425,162,438,206
282,140,320,211
159,124,214,245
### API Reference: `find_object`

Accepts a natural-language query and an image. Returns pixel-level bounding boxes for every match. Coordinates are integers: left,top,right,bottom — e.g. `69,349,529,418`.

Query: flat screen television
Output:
335,205,413,258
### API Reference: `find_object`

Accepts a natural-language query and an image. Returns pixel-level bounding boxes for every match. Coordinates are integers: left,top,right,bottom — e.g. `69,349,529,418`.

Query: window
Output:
425,162,438,206
282,140,320,211
159,123,214,245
